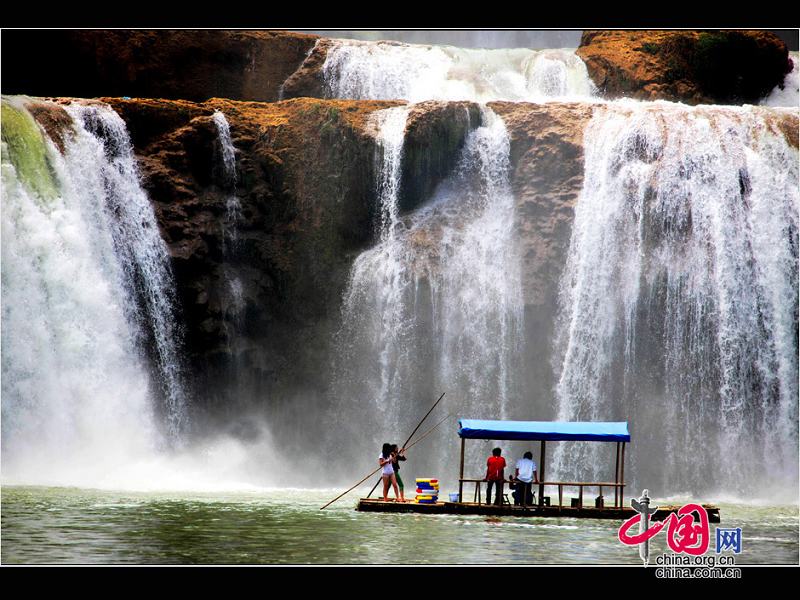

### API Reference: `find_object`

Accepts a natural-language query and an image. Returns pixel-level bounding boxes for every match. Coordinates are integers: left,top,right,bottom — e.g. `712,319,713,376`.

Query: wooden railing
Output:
537,481,626,509
458,478,627,508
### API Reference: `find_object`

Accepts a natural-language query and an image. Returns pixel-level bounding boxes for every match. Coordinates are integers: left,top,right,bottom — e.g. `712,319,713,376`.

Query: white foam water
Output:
322,39,596,102
551,101,799,497
65,103,189,440
332,106,524,472
213,110,237,184
1,99,188,486
212,110,241,250
211,111,246,356
762,51,799,108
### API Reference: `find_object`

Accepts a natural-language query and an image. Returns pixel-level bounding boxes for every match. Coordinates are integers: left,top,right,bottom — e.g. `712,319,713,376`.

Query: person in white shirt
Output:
514,451,538,506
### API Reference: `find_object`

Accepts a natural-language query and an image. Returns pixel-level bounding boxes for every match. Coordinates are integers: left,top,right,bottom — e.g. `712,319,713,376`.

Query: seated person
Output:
508,474,522,506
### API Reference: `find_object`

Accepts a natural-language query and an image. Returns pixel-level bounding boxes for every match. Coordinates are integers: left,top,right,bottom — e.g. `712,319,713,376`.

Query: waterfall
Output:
213,110,241,251
762,51,799,107
211,110,246,362
213,111,237,183
66,103,189,439
331,106,524,473
336,105,410,430
551,101,799,497
1,98,188,484
322,39,596,102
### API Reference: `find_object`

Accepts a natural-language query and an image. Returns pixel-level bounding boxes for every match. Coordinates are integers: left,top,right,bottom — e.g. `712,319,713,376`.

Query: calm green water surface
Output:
1,486,797,565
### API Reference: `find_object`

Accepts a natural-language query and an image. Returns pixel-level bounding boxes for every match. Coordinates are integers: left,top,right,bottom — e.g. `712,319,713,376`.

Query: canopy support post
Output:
620,442,626,506
614,442,620,508
538,440,546,506
458,437,465,504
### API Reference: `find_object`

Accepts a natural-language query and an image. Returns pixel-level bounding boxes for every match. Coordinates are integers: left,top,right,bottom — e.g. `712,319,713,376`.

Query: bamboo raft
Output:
356,498,721,522
355,419,722,523
331,415,722,524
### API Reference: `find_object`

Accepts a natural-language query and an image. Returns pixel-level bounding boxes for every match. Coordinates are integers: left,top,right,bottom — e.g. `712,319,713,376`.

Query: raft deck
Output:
357,499,721,522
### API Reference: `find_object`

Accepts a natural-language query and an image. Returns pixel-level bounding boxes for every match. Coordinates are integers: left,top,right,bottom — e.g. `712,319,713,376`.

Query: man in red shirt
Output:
484,447,506,506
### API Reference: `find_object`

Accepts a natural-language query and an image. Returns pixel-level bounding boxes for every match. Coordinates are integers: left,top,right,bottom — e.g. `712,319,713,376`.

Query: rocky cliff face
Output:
577,30,792,104
69,96,482,414
19,90,797,426
3,30,319,103
489,102,593,307
5,30,791,107
280,38,333,99
401,101,482,212
488,101,594,413
20,94,594,417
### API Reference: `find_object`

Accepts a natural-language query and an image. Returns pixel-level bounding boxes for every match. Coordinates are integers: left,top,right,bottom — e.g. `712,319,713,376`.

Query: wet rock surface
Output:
3,30,319,103
90,96,487,410
6,29,791,107
577,30,792,104
490,101,594,413
22,92,797,421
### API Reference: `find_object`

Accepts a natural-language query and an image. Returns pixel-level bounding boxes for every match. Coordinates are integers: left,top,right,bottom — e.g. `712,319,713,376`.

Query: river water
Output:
1,486,796,565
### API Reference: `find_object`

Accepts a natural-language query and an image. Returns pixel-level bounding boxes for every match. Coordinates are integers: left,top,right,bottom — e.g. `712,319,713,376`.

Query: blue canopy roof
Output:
457,419,630,442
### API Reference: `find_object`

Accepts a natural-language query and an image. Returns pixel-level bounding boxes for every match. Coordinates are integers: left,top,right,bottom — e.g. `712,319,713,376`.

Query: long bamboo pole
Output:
320,412,452,510
365,392,446,499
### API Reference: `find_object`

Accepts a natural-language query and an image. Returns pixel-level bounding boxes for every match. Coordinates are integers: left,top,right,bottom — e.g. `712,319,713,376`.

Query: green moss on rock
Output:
1,101,59,201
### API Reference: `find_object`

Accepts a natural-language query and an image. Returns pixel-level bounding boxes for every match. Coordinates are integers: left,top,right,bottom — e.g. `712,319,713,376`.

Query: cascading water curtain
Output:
65,103,189,442
331,105,412,443
212,110,241,251
1,98,188,485
552,102,799,498
211,110,245,349
321,39,595,102
332,107,524,475
762,51,799,107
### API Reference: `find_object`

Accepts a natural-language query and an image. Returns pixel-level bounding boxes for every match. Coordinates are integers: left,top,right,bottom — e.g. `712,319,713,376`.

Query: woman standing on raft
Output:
379,443,401,501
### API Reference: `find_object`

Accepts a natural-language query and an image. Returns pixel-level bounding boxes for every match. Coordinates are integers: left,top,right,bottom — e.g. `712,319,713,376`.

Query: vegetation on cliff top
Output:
1,100,59,201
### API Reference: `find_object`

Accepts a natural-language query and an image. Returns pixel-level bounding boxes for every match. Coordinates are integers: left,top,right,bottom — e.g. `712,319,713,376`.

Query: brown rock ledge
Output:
577,30,792,105
2,30,320,103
